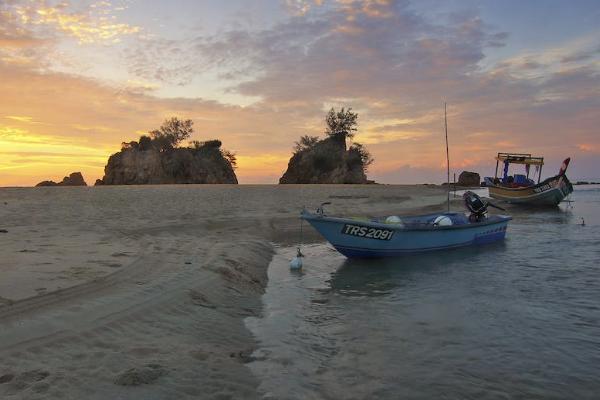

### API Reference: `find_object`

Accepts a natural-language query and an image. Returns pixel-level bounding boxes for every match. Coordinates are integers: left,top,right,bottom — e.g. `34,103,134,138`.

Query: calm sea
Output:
247,185,600,399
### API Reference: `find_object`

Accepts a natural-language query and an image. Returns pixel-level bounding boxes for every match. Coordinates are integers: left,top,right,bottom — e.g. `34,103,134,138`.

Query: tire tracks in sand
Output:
0,229,274,400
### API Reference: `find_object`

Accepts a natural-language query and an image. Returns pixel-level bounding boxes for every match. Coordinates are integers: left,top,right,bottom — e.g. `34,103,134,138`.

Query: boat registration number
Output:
342,224,394,240
533,183,553,193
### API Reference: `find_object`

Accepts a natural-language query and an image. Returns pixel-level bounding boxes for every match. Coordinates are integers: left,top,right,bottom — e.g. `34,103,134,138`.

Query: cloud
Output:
0,0,599,185
165,0,501,113
9,0,141,44
4,115,41,124
0,62,329,185
577,143,598,153
284,0,323,16
561,46,600,63
0,6,40,47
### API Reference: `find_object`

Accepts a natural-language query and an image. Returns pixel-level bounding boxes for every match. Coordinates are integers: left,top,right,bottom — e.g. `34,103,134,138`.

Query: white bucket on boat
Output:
385,216,403,225
433,215,453,226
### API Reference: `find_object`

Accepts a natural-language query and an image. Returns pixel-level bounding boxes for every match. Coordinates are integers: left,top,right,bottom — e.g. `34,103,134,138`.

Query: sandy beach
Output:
0,185,447,399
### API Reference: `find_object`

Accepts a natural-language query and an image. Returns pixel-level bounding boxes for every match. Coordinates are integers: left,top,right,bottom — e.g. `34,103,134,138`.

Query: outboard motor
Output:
464,191,488,222
463,191,504,222
316,202,331,216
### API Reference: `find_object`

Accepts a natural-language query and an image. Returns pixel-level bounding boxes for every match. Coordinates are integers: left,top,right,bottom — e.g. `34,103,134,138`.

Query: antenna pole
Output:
445,102,450,212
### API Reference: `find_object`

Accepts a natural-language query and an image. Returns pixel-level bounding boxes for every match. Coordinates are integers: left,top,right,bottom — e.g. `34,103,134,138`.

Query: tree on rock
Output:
325,107,358,146
347,143,374,173
294,135,319,152
279,108,374,184
149,117,194,151
98,117,238,185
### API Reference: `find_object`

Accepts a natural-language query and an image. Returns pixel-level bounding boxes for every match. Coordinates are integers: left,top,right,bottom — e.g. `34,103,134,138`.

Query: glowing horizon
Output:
1,0,599,186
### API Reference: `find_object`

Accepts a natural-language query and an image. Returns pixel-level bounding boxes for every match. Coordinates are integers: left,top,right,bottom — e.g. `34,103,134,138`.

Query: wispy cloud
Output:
4,115,41,124
10,0,141,44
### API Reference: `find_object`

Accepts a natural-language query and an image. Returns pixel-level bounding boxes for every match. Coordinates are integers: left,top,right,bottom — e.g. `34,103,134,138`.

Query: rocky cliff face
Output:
279,137,369,184
98,146,237,185
36,172,87,187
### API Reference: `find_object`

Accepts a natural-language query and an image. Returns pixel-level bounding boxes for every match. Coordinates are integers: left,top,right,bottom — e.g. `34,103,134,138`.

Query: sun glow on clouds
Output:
5,116,40,124
577,144,597,153
0,0,599,185
13,1,140,44
235,154,292,183
0,125,111,186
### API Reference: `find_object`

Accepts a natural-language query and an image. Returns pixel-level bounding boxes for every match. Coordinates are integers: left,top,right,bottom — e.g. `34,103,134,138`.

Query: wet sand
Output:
0,184,447,399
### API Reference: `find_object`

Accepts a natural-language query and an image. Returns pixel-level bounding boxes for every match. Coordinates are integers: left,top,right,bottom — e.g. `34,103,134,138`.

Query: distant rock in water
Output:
457,171,481,187
280,136,369,184
36,181,59,187
36,172,87,187
98,141,237,185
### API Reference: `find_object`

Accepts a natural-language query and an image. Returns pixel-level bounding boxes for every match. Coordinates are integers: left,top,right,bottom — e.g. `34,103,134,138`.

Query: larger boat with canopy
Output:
483,153,573,207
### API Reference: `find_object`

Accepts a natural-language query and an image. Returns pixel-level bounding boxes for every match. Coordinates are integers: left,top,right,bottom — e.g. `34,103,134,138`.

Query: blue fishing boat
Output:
298,105,511,259
301,192,511,258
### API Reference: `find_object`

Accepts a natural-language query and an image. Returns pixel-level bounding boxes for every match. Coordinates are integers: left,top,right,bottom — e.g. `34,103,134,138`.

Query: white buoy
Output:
385,215,403,225
290,247,303,270
433,215,453,226
290,256,303,270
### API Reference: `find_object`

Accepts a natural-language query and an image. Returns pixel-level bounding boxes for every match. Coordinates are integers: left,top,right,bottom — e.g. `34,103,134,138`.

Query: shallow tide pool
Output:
247,186,600,399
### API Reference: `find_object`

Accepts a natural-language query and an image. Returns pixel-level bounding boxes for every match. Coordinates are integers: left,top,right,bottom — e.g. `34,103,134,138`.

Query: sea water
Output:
247,186,600,399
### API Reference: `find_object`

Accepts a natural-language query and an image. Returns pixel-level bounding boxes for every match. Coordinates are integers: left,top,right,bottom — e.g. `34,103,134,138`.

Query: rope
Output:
297,216,304,257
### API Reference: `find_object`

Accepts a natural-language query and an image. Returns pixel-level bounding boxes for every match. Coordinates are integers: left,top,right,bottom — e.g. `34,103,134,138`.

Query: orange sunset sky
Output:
1,0,599,186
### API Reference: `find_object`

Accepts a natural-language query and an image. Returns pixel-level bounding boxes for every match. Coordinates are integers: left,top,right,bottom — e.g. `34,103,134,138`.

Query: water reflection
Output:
248,186,600,400
505,202,574,224
327,241,508,297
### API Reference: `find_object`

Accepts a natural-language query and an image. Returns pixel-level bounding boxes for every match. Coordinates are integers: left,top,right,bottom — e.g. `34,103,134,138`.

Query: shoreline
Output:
0,185,448,399
0,230,275,399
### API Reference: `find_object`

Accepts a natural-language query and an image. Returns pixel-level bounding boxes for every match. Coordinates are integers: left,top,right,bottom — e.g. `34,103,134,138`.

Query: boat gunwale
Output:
301,211,511,232
489,186,566,201
487,174,568,193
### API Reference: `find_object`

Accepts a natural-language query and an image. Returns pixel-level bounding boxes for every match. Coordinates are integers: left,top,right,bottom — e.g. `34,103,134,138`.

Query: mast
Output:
444,102,450,212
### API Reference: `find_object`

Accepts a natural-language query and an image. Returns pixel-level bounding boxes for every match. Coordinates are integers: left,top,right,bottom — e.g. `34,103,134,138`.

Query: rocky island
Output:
36,172,87,187
96,118,238,185
280,108,374,184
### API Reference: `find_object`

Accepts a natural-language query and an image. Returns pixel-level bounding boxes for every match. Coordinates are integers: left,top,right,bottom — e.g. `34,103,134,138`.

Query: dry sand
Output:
0,184,448,399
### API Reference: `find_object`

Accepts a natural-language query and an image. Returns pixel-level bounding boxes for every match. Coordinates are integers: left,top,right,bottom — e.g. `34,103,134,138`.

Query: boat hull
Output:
488,175,572,206
302,212,511,258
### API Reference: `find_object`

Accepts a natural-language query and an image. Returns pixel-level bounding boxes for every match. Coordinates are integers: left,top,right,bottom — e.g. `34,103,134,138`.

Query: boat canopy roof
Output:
495,152,544,166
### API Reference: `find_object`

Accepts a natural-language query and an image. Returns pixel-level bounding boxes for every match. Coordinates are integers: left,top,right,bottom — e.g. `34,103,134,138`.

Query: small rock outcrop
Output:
280,136,369,184
36,172,87,187
280,107,373,184
98,141,237,185
36,181,58,187
457,171,481,187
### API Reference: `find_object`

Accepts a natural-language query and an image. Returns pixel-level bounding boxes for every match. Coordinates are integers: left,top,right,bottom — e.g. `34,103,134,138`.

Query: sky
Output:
1,0,599,186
